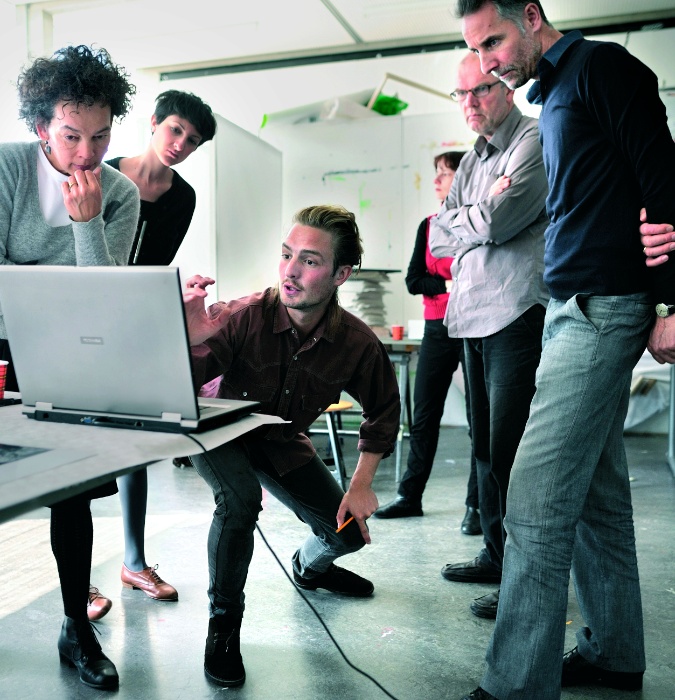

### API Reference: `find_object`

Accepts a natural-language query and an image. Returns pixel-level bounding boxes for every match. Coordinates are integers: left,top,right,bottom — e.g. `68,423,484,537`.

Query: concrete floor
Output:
0,426,673,700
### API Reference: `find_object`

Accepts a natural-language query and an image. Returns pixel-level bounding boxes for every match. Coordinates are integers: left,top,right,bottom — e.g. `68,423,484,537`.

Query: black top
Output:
405,217,447,297
527,31,675,302
106,157,196,266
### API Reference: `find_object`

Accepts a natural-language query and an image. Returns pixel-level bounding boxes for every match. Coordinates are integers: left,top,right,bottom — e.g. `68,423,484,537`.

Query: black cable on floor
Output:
181,433,401,700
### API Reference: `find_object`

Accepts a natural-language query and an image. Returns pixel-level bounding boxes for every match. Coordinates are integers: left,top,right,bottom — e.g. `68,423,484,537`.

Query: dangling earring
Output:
44,140,51,155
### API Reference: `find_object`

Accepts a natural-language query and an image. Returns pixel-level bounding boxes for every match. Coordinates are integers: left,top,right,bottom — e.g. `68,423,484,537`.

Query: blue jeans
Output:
464,305,545,570
191,440,365,618
398,319,478,507
483,293,652,700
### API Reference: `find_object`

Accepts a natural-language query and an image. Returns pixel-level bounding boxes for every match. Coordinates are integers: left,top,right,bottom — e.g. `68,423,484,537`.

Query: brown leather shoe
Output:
87,586,112,621
121,564,178,601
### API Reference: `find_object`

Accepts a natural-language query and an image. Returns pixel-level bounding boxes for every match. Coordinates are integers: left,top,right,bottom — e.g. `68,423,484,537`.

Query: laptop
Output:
0,266,261,433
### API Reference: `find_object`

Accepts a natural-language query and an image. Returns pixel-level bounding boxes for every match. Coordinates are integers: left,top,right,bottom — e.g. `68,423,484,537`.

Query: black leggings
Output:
6,334,120,622
50,496,93,621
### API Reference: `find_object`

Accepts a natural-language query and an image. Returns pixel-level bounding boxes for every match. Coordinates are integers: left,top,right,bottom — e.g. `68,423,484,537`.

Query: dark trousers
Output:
398,319,478,507
191,440,365,619
464,304,544,571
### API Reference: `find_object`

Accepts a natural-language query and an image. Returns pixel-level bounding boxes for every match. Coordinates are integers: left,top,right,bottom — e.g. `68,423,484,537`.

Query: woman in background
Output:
103,90,216,602
375,151,481,535
0,45,139,689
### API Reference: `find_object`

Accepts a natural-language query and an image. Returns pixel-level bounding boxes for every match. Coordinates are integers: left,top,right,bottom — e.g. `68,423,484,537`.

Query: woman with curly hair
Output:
0,44,139,690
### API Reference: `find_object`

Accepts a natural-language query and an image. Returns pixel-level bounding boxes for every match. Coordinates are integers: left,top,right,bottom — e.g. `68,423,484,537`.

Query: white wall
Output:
160,49,477,332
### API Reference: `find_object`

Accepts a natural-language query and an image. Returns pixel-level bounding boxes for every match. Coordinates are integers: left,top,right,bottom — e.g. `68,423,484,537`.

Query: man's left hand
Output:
337,484,379,544
648,315,675,364
640,207,675,268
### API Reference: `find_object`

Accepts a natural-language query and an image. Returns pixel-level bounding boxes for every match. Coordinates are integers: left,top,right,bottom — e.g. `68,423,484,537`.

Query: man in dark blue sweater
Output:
453,2,675,700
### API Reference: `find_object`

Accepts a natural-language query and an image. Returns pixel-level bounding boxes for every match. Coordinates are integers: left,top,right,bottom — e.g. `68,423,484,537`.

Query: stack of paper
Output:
339,270,392,328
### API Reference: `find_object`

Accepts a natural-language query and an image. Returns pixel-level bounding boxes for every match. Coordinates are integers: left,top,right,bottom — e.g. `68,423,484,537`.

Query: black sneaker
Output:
204,615,245,687
374,497,423,519
561,646,643,690
293,564,374,597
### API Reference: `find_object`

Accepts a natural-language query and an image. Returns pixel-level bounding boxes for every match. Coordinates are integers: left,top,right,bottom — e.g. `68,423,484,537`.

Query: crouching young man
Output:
183,204,401,687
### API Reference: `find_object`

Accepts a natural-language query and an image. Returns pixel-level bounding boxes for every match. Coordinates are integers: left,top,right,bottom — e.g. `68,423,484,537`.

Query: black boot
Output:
57,616,119,690
204,615,245,687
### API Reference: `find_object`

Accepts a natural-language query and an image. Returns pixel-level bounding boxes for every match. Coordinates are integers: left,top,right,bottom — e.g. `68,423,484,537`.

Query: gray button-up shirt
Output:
429,106,549,338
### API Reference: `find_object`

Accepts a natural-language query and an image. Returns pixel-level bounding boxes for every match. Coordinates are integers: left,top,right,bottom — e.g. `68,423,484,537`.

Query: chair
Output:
318,400,354,490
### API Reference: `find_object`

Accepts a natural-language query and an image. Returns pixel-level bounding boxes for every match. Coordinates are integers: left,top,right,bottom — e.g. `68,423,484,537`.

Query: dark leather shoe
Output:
461,506,482,535
58,616,119,689
441,556,501,583
121,563,178,600
204,615,245,687
374,497,423,519
561,646,643,690
294,563,374,597
87,586,112,621
470,588,499,619
460,687,498,700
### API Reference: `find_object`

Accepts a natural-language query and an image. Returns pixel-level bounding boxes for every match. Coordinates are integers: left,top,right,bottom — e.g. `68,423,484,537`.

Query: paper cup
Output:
391,325,404,341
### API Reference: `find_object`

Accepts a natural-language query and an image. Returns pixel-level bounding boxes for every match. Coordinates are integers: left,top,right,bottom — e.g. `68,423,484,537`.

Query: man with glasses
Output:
430,51,549,620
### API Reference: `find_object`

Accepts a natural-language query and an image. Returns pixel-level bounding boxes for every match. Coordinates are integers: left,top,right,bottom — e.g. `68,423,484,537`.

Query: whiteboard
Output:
214,115,283,300
263,111,474,325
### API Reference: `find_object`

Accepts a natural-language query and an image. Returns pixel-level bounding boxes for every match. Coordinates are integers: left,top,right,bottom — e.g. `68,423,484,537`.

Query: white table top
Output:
0,400,284,523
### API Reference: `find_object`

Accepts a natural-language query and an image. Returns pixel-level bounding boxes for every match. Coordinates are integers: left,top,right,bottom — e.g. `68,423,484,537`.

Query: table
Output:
308,337,420,484
0,399,284,524
381,338,421,481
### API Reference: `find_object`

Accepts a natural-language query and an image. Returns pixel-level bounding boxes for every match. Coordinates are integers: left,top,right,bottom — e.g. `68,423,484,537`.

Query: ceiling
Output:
12,0,675,75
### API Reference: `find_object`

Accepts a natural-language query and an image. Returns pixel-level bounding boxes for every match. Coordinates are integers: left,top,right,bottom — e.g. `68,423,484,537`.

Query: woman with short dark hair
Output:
103,90,216,603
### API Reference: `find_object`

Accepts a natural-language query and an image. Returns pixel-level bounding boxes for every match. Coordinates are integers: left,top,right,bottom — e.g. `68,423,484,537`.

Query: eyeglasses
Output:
435,171,454,180
449,81,503,102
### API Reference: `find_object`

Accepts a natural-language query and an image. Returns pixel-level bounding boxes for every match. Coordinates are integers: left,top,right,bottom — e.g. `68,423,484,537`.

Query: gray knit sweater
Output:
0,141,140,338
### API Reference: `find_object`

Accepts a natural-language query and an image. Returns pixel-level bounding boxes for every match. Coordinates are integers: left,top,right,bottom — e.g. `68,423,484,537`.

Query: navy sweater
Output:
527,31,675,303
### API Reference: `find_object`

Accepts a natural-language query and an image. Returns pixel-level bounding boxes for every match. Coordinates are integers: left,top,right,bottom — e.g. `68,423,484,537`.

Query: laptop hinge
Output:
35,401,54,411
161,412,183,423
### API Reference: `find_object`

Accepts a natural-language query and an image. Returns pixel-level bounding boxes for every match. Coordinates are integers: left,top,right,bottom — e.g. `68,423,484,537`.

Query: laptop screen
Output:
0,266,201,421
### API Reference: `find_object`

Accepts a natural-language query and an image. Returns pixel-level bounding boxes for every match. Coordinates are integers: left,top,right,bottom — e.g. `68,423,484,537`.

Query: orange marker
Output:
335,516,355,533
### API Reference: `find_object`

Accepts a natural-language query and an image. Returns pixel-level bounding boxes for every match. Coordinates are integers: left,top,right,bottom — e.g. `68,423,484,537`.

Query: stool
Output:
321,400,354,490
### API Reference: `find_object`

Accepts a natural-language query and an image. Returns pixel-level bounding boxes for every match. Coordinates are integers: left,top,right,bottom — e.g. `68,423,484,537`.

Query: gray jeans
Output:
483,293,652,700
191,439,366,618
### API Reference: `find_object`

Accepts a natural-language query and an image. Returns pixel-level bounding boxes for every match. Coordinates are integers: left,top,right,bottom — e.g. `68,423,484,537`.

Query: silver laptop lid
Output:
0,266,200,421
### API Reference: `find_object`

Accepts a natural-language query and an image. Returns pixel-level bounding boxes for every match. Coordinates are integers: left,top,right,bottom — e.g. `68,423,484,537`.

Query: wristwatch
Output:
655,303,675,318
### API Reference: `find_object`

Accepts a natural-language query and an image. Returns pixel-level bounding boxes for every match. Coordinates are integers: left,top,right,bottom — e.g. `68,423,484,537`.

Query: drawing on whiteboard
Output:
321,168,385,217
321,168,382,184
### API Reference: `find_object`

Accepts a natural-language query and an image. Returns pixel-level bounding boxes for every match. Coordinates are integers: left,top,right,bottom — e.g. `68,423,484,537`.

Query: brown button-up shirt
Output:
191,288,400,476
